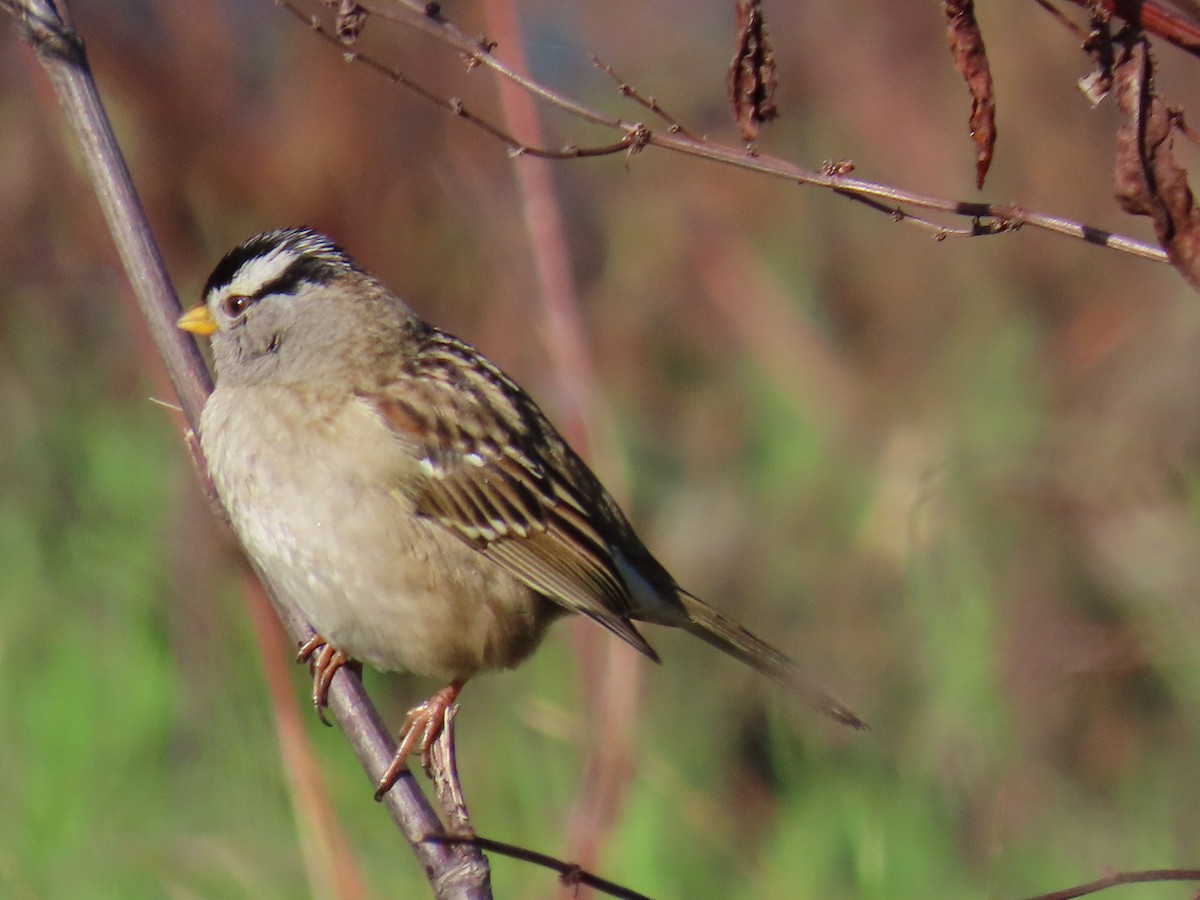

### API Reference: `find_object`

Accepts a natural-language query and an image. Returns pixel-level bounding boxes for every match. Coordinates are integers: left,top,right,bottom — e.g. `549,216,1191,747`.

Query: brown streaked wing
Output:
365,328,660,662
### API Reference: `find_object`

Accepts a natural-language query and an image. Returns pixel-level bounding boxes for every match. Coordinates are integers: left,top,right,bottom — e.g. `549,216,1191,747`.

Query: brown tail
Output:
678,590,867,730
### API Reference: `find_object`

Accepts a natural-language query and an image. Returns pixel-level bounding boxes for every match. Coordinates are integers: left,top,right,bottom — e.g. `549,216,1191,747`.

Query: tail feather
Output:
677,590,867,730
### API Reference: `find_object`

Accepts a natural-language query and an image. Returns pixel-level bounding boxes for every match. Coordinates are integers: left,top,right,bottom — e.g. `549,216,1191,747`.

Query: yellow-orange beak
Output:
177,304,217,336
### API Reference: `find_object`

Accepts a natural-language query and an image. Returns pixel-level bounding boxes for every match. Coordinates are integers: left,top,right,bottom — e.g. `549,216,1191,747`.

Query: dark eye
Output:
223,294,254,318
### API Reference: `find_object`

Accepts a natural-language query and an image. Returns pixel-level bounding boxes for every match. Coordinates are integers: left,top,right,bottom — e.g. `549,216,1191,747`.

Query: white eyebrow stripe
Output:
221,246,301,300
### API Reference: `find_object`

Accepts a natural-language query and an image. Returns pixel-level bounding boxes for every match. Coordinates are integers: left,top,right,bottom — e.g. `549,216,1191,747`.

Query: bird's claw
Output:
374,680,463,800
297,635,354,727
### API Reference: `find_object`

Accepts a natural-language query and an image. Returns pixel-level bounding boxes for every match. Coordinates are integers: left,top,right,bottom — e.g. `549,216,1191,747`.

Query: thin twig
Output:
278,0,644,161
278,0,1168,264
1031,0,1092,42
592,55,697,139
3,2,491,897
422,703,648,900
834,187,1022,239
425,834,654,900
360,0,625,129
1018,867,1200,900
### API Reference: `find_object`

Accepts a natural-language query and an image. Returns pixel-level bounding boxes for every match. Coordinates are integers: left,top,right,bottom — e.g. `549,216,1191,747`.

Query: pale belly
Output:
201,384,557,680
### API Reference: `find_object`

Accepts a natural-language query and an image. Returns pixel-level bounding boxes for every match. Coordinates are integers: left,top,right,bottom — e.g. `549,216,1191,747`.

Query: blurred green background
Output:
2,1,1199,897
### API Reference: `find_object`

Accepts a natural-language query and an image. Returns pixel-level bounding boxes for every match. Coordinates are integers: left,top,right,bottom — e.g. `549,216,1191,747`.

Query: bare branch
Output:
593,56,696,138
1031,0,1091,42
3,2,491,896
279,1,637,160
281,0,1169,264
425,834,653,900
1018,867,1200,900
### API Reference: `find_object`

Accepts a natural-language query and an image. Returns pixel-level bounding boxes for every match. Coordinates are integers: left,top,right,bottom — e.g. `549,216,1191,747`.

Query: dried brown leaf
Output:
728,0,779,143
1114,31,1200,289
944,0,997,189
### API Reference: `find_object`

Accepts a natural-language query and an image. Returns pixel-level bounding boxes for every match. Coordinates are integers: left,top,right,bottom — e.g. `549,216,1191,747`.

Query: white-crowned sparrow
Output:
178,227,864,797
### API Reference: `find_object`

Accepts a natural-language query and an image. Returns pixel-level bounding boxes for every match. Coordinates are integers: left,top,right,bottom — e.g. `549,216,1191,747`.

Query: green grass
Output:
3,282,1195,899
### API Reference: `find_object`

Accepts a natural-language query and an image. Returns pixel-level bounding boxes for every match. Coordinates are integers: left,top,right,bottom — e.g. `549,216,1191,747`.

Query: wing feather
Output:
362,327,662,661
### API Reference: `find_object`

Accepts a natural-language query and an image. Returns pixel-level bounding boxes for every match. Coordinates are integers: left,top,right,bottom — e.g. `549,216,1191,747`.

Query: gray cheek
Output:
210,327,284,384
237,320,285,362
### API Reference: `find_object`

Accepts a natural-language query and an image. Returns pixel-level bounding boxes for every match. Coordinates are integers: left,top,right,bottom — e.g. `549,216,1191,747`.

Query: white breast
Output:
199,384,553,679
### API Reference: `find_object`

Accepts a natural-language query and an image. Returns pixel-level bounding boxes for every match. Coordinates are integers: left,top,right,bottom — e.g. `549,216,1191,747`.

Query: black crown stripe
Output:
201,227,356,300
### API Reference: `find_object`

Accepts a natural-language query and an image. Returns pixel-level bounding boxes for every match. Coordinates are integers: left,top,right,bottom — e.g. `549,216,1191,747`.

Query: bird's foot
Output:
374,679,464,800
297,635,357,726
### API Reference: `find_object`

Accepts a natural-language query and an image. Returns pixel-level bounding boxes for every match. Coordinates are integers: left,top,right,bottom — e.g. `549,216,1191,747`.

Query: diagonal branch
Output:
3,2,491,897
1017,867,1200,900
426,835,654,900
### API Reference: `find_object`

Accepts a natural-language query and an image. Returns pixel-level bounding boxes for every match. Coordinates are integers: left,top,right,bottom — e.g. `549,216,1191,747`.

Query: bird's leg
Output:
374,679,464,800
296,635,358,727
